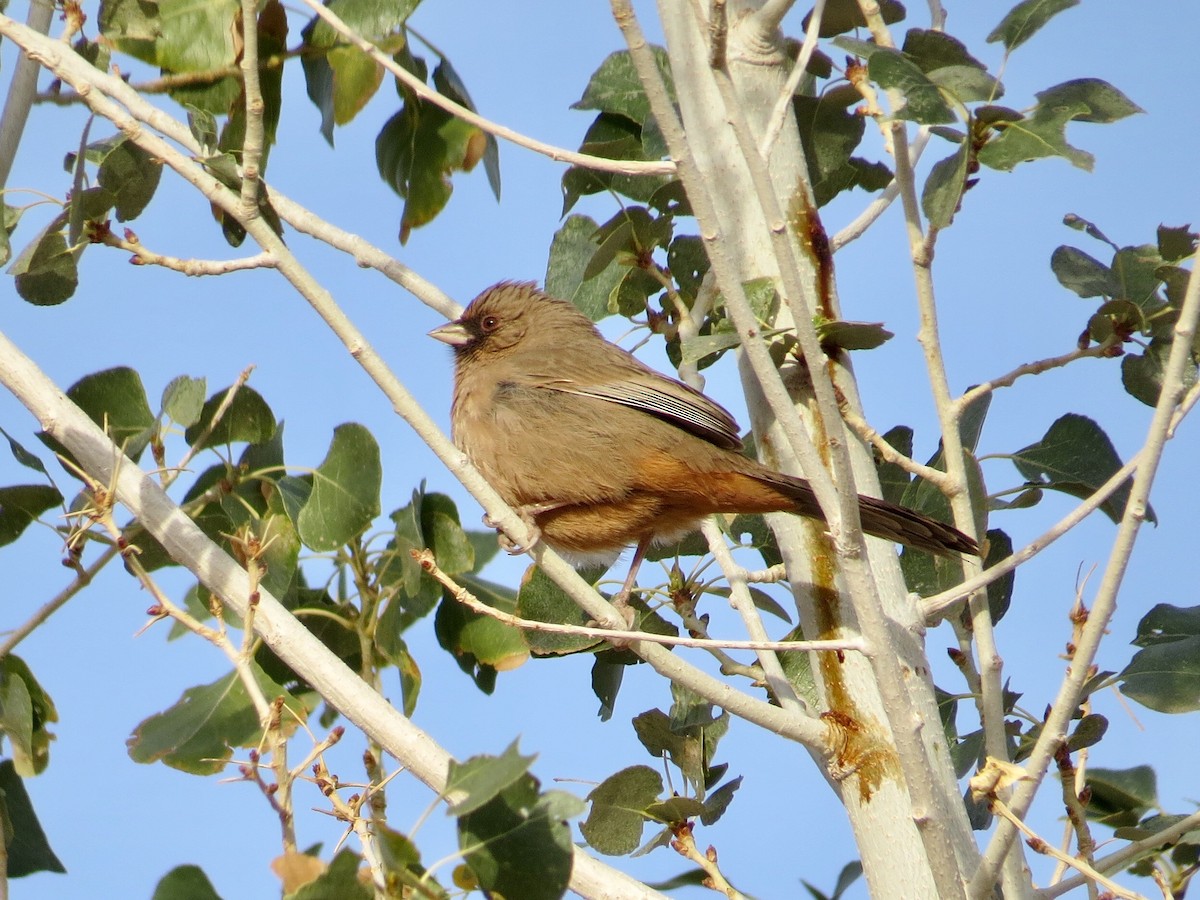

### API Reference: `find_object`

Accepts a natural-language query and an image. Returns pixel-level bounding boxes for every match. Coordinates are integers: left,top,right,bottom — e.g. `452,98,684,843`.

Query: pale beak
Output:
428,321,470,346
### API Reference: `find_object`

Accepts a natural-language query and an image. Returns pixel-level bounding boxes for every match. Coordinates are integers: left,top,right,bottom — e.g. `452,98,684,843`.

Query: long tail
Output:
756,471,979,557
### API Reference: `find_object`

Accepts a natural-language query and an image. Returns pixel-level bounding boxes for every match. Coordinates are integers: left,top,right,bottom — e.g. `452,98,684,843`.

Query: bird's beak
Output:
428,320,470,346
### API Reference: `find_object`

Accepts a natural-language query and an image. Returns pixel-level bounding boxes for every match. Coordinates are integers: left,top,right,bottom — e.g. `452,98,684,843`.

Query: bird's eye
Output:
480,315,500,332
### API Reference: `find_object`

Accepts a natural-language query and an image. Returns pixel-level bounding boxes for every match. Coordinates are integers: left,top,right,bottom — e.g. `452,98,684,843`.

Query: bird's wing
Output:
521,365,744,450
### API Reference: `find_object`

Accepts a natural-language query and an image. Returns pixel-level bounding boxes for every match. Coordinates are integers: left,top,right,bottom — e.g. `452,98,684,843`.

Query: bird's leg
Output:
609,535,652,628
482,501,565,554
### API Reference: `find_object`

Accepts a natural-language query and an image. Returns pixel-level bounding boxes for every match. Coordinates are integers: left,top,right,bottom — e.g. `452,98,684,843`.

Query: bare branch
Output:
759,0,825,158
0,0,53,187
417,547,863,657
98,227,277,275
237,0,266,212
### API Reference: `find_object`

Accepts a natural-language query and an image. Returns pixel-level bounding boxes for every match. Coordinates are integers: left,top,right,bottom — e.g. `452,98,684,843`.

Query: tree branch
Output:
418,547,864,657
0,0,53,187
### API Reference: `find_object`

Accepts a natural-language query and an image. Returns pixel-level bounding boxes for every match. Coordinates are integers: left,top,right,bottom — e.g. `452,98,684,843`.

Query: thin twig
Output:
989,800,1140,900
955,346,1111,415
700,520,806,711
830,130,931,252
671,822,748,899
0,544,120,657
97,226,277,274
0,0,53,187
840,406,953,488
416,548,863,656
759,0,825,159
1039,809,1200,899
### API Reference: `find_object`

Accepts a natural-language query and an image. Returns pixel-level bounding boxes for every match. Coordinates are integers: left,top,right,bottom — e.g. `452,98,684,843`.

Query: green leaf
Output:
1035,78,1143,125
1011,413,1150,525
420,491,474,574
1122,337,1197,408
590,653,626,722
867,49,955,125
573,47,674,126
0,485,62,547
445,739,537,817
928,66,1002,105
666,234,709,299
375,82,488,244
1050,246,1119,298
187,106,219,153
699,775,742,826
632,702,727,793
711,586,791,624
155,0,240,114
184,385,276,449
98,138,163,221
288,849,373,900
1119,636,1200,714
127,664,308,774
793,92,876,207
561,113,666,215
297,424,382,552
457,775,579,899
9,226,78,306
433,55,501,200
978,79,1140,172
161,375,207,428
307,0,418,47
0,426,50,476
435,573,529,688
516,566,601,656
59,365,156,460
978,99,1091,171
0,760,66,877
986,0,1080,52
1111,244,1167,312
580,766,662,855
922,143,970,229
808,0,907,38
816,319,894,351
1062,212,1117,248
329,45,385,126
151,864,223,900
98,0,161,65
901,29,986,72
301,0,414,141
1132,603,1200,647
875,425,914,505
0,656,57,777
1157,225,1197,263
982,529,1015,624
1084,765,1157,827
645,796,706,823
545,214,626,321
1066,714,1108,752
679,330,740,366
372,825,444,896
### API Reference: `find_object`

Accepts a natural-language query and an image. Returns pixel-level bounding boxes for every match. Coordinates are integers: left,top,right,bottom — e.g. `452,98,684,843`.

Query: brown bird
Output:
430,282,977,604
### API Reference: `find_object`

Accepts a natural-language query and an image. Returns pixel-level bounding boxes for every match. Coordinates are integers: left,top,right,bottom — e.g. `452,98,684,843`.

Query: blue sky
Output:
4,1,1199,897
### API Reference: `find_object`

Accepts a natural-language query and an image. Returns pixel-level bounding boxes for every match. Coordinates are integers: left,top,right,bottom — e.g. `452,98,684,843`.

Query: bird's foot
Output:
483,502,563,555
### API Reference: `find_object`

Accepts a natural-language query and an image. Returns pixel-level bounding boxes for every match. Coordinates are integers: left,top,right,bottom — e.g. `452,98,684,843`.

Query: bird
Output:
429,281,978,608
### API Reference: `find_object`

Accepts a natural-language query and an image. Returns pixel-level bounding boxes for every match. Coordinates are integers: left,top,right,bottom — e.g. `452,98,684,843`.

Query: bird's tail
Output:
753,470,979,557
